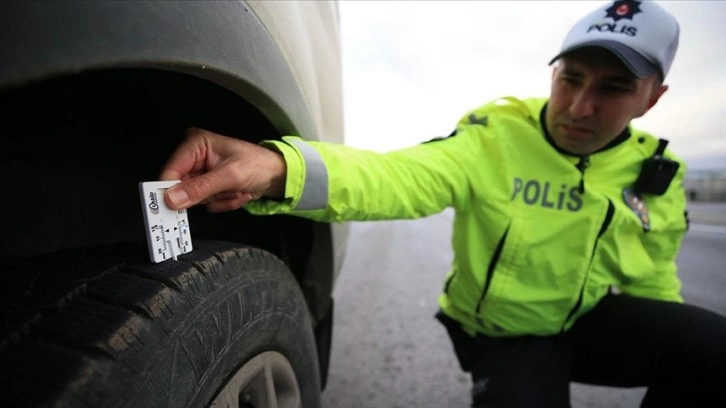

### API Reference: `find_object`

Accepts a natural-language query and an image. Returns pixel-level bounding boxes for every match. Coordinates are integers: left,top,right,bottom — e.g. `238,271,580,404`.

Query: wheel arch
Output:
1,0,343,390
0,0,320,140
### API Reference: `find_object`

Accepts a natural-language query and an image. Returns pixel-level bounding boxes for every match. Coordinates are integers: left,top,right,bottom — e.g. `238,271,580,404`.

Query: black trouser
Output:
437,294,726,408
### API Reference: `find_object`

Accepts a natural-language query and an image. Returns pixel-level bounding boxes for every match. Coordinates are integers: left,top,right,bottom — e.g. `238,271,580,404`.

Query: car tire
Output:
1,241,321,408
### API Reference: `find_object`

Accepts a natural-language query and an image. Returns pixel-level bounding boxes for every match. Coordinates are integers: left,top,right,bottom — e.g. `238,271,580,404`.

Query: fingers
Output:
161,128,226,209
159,127,287,212
159,128,209,181
164,153,262,210
164,170,228,209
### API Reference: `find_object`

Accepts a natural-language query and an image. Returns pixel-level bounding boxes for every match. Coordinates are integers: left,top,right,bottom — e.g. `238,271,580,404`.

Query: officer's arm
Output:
245,129,482,223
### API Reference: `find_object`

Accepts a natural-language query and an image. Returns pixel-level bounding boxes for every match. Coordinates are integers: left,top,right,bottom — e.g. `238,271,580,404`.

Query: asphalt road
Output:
321,202,726,408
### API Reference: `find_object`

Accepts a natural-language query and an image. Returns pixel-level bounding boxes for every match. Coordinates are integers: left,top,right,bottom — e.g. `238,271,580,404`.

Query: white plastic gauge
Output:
139,181,193,263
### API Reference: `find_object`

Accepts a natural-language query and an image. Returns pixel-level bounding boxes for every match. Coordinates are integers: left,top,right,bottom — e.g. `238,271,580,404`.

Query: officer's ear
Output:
638,81,668,118
646,83,668,111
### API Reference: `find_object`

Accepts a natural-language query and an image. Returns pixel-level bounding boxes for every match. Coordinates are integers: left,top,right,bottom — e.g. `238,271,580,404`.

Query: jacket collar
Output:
540,102,631,157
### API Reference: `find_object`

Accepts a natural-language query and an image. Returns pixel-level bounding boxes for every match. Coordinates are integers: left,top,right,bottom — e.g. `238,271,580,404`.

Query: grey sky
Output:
339,1,726,170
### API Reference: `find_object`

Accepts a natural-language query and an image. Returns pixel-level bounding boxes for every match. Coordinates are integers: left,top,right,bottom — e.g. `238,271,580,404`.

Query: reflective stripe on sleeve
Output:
288,139,329,210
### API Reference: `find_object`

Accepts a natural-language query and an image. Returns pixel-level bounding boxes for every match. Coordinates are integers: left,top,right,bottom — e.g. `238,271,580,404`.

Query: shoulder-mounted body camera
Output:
633,138,679,196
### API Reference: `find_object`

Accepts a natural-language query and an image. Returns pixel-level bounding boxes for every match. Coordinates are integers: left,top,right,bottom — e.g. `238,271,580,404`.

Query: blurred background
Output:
338,1,725,199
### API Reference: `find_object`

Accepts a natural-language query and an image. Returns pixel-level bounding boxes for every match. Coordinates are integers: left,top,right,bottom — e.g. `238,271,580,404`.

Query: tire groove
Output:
37,334,115,361
84,292,154,320
125,266,184,292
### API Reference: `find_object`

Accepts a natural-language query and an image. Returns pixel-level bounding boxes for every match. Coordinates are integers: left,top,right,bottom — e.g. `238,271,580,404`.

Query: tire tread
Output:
1,241,320,408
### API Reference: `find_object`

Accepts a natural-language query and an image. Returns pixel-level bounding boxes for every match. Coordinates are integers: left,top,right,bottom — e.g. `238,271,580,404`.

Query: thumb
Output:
165,174,220,210
165,184,191,209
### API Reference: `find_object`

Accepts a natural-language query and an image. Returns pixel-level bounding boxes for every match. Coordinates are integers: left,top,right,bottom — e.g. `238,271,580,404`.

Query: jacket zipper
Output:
561,199,615,330
474,225,510,314
576,155,590,194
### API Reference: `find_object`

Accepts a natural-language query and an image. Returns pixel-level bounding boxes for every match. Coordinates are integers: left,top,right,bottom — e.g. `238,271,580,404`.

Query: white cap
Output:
549,1,679,79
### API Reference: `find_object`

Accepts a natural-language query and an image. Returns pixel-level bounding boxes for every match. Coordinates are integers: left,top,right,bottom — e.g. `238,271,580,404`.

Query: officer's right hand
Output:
160,127,286,213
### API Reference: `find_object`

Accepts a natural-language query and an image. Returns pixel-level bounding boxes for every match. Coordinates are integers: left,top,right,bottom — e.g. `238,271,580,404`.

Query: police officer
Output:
161,1,726,406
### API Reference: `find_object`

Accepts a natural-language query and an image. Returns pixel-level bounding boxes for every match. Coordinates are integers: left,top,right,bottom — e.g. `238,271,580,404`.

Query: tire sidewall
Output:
123,248,321,407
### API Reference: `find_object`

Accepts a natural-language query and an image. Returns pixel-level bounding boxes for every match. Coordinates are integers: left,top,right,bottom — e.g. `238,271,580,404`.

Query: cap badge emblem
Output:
606,0,642,21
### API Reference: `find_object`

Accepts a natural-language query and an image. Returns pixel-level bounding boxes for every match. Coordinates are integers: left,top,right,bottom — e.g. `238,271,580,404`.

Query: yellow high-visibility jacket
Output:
246,96,688,337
